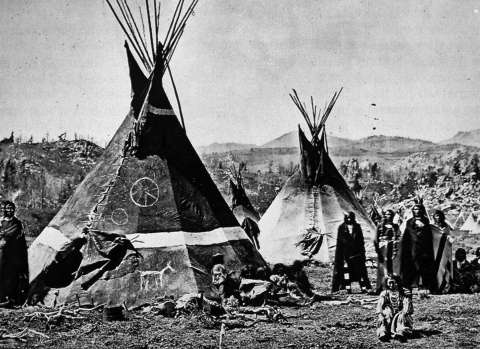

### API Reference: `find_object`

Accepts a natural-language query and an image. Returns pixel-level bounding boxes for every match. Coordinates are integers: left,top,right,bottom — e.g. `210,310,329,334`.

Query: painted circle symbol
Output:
130,177,160,207
111,208,129,225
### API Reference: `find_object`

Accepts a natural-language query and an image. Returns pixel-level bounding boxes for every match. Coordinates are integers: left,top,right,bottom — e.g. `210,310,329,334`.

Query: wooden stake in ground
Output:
218,323,226,348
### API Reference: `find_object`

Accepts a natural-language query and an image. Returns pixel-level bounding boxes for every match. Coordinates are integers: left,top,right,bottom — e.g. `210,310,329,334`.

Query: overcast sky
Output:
1,0,480,147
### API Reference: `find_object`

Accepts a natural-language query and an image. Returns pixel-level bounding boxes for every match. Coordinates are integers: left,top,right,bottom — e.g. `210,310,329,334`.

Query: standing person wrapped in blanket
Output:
376,275,414,342
400,201,437,294
332,212,372,293
431,210,454,293
374,210,401,293
0,201,28,306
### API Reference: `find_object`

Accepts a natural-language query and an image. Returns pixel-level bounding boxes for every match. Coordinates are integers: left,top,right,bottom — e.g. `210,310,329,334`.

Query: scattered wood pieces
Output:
24,305,90,323
218,323,225,349
1,327,49,340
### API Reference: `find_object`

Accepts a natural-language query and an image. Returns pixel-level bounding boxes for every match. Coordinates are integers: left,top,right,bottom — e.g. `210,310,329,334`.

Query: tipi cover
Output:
453,211,467,229
28,2,264,306
229,164,261,249
258,90,375,264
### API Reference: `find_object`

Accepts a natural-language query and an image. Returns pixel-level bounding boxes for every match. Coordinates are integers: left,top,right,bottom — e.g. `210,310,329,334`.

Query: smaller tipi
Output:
460,211,480,233
258,89,376,264
460,211,480,234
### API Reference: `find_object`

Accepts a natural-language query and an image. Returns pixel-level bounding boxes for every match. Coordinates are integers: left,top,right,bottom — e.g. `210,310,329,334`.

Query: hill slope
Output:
0,139,103,235
198,142,257,154
353,135,436,153
441,129,480,148
261,130,354,149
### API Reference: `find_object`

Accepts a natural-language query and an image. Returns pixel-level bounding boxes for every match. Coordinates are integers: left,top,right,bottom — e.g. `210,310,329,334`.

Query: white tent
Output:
258,90,375,264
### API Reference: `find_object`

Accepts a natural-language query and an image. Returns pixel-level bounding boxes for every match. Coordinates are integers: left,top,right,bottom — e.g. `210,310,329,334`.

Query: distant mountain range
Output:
198,142,256,154
198,129,480,154
260,131,354,149
350,135,436,153
440,129,480,148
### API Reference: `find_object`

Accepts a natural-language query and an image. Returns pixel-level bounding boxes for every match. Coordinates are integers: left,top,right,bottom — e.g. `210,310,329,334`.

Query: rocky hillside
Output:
441,129,480,148
0,138,102,235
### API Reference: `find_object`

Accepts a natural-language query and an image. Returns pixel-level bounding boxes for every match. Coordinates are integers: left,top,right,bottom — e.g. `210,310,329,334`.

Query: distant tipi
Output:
258,89,376,264
28,0,265,306
460,211,480,234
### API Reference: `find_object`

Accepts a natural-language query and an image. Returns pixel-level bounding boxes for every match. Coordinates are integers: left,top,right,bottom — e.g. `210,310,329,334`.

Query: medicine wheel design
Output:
130,177,160,207
111,208,129,225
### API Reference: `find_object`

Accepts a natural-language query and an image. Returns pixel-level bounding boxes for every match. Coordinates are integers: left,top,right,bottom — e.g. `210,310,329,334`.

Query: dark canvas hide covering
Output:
230,179,260,249
230,179,260,222
28,44,265,307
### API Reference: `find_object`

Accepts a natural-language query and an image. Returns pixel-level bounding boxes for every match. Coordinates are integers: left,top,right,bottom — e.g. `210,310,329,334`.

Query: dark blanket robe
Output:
400,217,437,292
451,260,475,293
332,222,371,292
0,217,28,304
241,217,260,249
374,222,401,293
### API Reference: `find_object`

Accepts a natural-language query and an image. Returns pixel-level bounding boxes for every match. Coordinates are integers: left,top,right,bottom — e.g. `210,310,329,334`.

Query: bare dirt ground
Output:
1,265,479,349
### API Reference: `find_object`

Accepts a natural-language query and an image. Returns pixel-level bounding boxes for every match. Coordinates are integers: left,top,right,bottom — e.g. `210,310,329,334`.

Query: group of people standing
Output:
331,203,455,342
332,202,452,296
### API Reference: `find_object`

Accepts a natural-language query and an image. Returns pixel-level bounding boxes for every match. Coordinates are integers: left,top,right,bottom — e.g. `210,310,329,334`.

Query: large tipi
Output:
28,0,265,306
258,90,376,264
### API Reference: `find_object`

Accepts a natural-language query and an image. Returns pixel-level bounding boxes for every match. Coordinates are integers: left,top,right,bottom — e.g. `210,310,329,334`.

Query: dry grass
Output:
1,264,480,349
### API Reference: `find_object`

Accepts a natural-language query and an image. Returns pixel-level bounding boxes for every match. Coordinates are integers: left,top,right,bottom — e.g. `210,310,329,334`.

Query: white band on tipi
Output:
33,226,72,251
146,104,176,116
127,226,249,249
32,226,250,251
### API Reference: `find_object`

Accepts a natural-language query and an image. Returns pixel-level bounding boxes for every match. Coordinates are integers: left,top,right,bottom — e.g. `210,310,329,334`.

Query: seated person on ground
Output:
269,263,290,294
451,248,475,294
470,247,480,270
269,262,317,301
376,275,413,342
287,260,314,298
211,263,240,306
